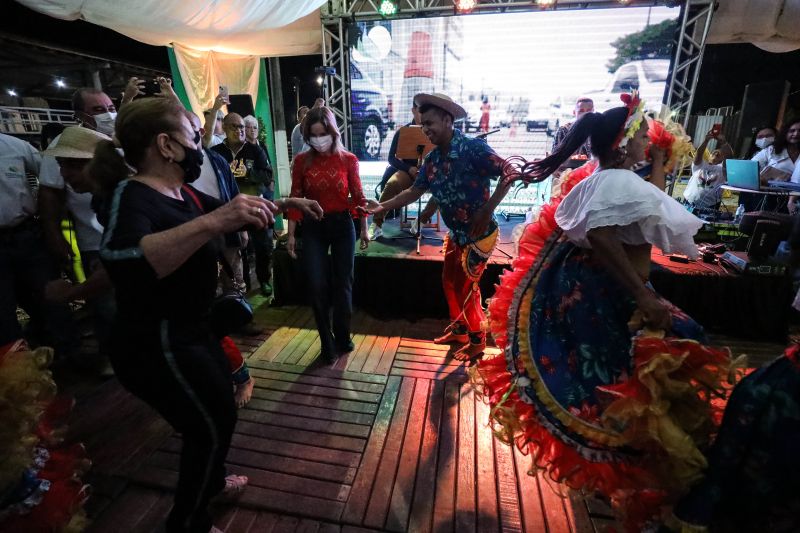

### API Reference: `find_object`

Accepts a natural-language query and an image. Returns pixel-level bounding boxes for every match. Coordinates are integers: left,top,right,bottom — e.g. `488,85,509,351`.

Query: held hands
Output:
360,228,370,251
362,199,384,216
283,198,323,221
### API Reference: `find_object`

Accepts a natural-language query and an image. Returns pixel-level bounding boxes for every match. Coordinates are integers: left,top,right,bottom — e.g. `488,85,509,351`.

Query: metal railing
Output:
0,106,76,135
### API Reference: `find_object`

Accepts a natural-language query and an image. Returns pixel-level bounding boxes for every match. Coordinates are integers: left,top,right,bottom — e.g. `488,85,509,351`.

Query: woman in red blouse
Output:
287,106,369,363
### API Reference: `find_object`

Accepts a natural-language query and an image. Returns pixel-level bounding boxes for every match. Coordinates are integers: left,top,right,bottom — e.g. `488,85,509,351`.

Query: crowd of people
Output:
3,75,800,532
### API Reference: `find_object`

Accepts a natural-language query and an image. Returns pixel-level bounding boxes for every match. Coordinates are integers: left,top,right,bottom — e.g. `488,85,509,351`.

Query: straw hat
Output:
413,93,467,120
44,126,111,159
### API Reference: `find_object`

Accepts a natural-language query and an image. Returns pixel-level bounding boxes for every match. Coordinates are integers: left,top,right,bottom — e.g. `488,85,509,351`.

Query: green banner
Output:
255,58,283,230
166,47,193,110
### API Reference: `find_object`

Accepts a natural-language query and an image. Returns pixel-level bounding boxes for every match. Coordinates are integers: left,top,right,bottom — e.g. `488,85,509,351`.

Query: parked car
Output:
350,62,393,160
526,105,557,136
548,94,580,132
582,59,670,113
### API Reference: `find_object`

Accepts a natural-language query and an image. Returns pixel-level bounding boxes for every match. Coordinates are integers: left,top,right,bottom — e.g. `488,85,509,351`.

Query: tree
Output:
607,19,678,73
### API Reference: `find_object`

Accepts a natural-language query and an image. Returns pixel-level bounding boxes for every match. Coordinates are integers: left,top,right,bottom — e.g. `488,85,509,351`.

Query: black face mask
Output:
171,135,204,183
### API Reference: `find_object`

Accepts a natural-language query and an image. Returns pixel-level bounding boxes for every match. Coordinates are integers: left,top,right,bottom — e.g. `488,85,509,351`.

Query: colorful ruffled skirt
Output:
473,228,735,530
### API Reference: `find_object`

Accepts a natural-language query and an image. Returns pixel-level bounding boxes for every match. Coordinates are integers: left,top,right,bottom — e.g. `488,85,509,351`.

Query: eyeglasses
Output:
228,124,245,130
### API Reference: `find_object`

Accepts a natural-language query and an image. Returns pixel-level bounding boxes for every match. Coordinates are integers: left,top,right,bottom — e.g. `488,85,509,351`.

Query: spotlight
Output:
378,0,398,16
536,0,555,6
316,76,323,85
55,79,66,88
7,89,17,96
618,0,632,3
455,0,477,13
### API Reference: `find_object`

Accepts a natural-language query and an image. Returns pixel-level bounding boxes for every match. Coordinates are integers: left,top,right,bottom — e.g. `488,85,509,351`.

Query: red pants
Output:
442,230,498,335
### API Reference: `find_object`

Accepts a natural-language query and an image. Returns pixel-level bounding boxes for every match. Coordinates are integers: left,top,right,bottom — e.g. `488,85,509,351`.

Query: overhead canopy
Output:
709,0,800,53
14,0,325,55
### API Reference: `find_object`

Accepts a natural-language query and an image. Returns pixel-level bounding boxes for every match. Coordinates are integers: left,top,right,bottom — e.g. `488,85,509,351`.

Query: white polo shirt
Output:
751,146,797,182
38,133,104,252
0,133,41,228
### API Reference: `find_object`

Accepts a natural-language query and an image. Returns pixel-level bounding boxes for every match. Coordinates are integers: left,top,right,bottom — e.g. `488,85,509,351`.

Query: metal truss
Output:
665,0,715,126
320,0,709,145
321,15,352,147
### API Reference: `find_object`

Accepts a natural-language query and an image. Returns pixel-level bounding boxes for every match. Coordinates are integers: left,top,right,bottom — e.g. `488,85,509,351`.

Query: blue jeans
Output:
301,213,355,357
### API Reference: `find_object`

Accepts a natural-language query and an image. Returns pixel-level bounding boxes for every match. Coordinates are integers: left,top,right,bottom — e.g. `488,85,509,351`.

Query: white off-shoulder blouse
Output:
554,168,703,259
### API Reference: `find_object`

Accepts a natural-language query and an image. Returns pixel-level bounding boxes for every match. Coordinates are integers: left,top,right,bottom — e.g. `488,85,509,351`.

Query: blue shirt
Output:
413,129,504,245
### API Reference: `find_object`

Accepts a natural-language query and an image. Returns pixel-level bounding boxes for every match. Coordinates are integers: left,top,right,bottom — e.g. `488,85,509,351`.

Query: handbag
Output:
182,185,254,337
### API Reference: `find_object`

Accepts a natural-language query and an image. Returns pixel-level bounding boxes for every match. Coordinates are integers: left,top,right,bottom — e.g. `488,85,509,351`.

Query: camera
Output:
314,66,337,76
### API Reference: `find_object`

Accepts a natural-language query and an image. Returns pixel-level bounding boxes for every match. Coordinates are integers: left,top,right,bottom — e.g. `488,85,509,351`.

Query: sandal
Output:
211,474,248,504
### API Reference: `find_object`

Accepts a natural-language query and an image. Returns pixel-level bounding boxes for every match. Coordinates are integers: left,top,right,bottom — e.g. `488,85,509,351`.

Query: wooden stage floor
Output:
66,302,624,533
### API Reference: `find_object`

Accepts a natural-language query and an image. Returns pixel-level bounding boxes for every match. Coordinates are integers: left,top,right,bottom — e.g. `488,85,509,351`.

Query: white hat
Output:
44,126,110,159
414,93,467,120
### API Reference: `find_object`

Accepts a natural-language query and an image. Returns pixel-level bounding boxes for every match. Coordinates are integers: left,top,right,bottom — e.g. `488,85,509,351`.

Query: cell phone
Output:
142,79,160,96
219,85,229,103
711,123,722,136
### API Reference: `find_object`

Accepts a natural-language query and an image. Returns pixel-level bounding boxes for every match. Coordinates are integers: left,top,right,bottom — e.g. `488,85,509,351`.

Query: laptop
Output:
767,180,800,192
725,159,760,191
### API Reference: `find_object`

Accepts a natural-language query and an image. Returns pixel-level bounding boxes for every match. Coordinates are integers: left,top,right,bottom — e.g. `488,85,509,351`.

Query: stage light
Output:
7,89,17,96
316,76,323,85
455,0,477,13
535,0,556,7
55,78,66,88
378,0,398,16
617,0,632,4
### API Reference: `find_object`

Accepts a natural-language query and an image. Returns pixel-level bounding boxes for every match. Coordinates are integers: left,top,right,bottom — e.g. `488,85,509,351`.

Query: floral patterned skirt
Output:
473,234,735,530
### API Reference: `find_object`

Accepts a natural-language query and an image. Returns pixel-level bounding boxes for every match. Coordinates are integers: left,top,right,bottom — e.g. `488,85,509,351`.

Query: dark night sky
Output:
3,2,799,124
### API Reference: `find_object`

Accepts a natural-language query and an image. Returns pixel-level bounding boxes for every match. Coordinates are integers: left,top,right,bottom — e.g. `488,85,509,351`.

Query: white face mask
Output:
93,112,117,137
755,136,774,149
309,135,333,153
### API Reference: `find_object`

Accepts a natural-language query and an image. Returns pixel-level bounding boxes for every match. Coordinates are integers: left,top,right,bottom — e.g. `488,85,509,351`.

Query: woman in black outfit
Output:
89,98,321,533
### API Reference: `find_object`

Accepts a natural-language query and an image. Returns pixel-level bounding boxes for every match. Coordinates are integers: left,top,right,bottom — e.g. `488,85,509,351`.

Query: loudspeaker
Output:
735,80,790,156
228,94,255,118
747,219,782,259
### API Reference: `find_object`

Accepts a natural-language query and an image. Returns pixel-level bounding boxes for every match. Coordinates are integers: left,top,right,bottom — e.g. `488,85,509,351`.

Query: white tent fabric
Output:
14,0,325,55
709,0,800,53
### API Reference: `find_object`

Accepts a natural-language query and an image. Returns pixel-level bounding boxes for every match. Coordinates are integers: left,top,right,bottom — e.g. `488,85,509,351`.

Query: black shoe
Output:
321,350,338,364
336,339,355,354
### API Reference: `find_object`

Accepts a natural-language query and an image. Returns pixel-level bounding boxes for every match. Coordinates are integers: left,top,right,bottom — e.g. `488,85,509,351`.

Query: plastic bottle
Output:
733,204,745,224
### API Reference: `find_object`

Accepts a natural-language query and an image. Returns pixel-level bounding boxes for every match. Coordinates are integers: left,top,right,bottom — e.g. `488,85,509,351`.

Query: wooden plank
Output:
359,320,391,374
295,518,323,533
432,380,460,533
247,359,387,384
567,491,596,533
191,433,361,468
512,446,547,533
394,352,463,366
247,368,385,394
475,396,500,533
374,327,402,375
86,485,161,533
297,335,324,366
538,470,572,533
129,490,174,533
272,314,315,364
389,367,468,383
146,448,355,488
217,506,258,532
456,385,476,533
245,378,382,403
392,359,466,372
237,408,371,439
234,420,366,453
347,317,383,373
385,378,430,532
396,346,454,358
250,387,378,415
362,377,416,529
317,523,342,533
494,441,524,533
399,339,451,352
407,379,445,533
252,307,312,361
283,325,320,366
244,397,375,426
341,376,403,525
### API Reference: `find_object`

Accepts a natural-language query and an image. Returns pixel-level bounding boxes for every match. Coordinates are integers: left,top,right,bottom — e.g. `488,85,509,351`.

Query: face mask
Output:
93,112,117,137
309,135,333,153
171,138,204,183
755,136,774,149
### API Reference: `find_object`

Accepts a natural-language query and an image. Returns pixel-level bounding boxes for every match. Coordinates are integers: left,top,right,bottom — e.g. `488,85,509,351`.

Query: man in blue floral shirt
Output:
366,93,511,360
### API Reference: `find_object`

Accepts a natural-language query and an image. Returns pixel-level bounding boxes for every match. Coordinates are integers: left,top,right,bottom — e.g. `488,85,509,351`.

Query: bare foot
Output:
211,474,249,505
234,377,255,408
453,343,485,362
